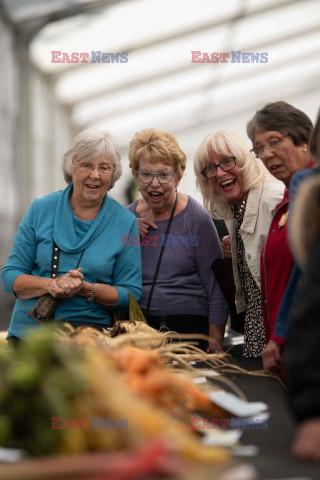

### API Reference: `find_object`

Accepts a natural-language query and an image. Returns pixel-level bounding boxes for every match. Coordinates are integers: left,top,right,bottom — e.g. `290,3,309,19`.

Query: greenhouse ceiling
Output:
1,0,320,145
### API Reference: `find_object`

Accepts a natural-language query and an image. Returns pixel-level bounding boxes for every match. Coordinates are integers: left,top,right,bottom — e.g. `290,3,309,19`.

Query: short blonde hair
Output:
128,128,186,181
194,130,273,218
63,130,122,190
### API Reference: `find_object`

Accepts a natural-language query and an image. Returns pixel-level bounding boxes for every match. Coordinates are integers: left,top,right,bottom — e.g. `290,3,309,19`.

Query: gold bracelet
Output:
87,283,96,303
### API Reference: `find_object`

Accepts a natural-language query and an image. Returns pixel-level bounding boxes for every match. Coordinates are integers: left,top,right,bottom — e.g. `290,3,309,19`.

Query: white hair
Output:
194,130,275,219
62,130,122,190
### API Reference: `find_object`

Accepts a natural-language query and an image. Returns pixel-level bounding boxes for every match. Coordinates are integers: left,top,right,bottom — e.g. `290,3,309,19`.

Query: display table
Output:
221,344,319,480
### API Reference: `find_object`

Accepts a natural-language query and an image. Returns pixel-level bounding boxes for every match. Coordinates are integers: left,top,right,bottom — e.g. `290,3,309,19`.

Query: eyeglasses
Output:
250,134,289,159
201,157,236,179
137,171,176,184
78,162,114,176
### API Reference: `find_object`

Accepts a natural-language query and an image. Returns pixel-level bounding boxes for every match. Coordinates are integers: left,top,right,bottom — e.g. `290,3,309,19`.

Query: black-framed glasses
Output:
250,134,289,159
137,171,176,184
201,157,236,179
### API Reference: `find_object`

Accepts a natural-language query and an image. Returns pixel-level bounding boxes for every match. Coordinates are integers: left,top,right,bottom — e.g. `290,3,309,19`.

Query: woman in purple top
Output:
127,128,228,352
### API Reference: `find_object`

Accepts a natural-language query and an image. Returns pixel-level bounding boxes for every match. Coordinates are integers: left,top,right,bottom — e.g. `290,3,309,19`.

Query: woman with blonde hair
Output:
127,128,228,352
194,130,284,357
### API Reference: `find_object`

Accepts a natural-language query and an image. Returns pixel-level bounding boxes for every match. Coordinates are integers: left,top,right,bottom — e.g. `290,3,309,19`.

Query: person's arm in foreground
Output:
287,229,320,461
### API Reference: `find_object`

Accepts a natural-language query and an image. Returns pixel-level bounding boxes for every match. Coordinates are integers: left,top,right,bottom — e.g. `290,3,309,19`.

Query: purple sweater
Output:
126,196,228,325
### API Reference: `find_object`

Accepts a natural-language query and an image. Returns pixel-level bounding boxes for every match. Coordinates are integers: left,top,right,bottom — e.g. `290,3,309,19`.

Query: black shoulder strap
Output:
146,193,178,317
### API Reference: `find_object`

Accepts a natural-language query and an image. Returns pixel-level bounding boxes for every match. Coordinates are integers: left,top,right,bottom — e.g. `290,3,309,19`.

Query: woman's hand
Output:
208,324,225,352
47,268,83,299
137,217,158,238
291,418,320,461
221,235,232,258
262,339,282,372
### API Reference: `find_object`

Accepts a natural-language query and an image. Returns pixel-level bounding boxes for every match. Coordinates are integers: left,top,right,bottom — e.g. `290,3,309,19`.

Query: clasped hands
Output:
46,268,83,299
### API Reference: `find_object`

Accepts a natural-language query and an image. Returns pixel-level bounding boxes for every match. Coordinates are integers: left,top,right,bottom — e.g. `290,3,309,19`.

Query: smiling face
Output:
207,149,245,203
137,157,179,215
253,130,308,187
71,156,113,208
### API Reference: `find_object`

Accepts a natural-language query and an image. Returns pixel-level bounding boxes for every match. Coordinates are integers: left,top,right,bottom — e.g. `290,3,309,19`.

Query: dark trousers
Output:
145,314,209,351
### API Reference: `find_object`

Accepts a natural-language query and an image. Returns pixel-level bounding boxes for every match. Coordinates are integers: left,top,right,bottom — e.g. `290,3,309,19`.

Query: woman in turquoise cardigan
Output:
1,130,142,342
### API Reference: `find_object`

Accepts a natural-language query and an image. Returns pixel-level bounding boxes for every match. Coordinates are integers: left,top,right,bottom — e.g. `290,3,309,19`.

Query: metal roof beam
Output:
5,0,123,41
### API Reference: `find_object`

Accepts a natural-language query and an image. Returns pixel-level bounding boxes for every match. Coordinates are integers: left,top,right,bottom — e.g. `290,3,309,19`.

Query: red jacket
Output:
261,161,315,346
261,189,292,346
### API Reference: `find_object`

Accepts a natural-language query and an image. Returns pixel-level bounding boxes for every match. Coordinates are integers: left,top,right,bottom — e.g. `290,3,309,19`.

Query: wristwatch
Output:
206,347,223,354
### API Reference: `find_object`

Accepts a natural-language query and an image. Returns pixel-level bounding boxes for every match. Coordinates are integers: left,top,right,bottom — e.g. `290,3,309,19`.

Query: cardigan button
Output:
55,247,58,251
272,229,276,233
52,274,56,278
247,254,251,259
54,256,57,260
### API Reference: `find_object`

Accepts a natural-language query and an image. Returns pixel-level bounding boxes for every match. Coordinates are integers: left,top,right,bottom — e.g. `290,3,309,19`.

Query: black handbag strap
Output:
146,193,178,317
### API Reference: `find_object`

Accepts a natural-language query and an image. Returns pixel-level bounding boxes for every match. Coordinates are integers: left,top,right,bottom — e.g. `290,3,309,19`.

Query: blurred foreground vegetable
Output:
0,327,229,465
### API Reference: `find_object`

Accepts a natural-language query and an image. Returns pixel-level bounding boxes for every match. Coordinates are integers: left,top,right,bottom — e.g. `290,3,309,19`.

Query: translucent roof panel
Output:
72,28,320,129
3,0,320,208
6,0,320,147
29,0,312,73
29,0,239,74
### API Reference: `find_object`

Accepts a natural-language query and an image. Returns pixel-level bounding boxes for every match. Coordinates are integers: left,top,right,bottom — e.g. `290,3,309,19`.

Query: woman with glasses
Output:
127,128,228,352
1,130,142,343
247,101,313,373
194,130,284,358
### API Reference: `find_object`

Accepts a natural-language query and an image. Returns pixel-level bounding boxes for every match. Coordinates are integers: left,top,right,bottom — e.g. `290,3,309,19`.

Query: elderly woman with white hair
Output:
1,130,142,343
194,130,284,358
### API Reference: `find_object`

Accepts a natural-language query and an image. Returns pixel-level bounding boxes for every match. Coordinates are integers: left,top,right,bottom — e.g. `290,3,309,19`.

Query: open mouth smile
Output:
220,179,236,190
148,191,164,202
269,164,282,172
